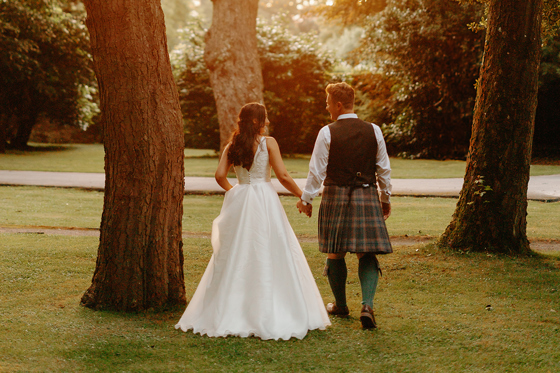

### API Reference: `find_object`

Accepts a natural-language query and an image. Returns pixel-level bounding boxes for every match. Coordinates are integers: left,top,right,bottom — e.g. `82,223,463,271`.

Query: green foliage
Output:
171,21,220,150
453,0,559,41
161,0,195,51
356,0,485,159
257,0,320,33
543,0,560,41
539,35,560,88
455,0,560,159
317,24,364,59
313,0,387,27
257,16,334,153
313,0,560,160
0,0,97,148
173,16,334,153
534,34,560,157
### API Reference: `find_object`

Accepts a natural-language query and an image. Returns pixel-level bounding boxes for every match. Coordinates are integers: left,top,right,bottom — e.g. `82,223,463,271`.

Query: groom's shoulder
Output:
320,122,336,130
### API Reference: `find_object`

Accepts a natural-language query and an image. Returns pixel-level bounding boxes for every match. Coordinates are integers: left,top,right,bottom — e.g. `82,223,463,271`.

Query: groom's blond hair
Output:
326,82,354,110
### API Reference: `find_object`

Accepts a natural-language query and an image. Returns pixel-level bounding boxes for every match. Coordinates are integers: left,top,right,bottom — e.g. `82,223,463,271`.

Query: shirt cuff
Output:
301,192,313,204
379,191,391,204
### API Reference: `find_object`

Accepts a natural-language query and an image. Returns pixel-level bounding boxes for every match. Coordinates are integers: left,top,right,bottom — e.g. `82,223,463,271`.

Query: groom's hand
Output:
382,202,391,220
297,199,312,218
304,203,312,218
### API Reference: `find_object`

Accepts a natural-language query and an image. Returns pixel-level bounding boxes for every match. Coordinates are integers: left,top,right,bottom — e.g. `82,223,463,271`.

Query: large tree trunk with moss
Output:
204,0,264,152
439,0,542,255
80,0,186,311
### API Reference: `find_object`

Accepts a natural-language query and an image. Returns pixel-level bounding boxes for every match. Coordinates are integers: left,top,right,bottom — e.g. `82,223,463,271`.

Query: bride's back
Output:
234,137,271,185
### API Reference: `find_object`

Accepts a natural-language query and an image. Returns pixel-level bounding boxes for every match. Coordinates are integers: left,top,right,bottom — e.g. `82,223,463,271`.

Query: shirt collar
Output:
337,113,358,120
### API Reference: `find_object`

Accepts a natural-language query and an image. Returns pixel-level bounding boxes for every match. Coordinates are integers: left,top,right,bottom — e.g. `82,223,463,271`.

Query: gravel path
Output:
1,170,559,201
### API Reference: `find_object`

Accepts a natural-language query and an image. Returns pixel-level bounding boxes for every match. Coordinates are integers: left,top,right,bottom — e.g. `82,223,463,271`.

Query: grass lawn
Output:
1,143,559,178
1,186,559,371
1,233,559,372
1,186,559,240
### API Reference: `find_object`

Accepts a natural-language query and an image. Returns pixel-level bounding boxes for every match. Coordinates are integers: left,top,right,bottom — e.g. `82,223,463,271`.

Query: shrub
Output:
173,16,334,153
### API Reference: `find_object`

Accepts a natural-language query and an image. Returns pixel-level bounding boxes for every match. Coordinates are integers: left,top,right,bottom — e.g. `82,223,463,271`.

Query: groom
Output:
297,82,392,329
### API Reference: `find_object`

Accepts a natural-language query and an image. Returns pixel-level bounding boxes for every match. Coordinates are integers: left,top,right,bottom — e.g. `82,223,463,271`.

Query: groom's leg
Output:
326,253,347,309
357,253,379,308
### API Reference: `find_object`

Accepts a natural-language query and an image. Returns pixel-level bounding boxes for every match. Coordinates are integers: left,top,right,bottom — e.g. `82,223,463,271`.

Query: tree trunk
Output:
0,114,8,153
10,111,38,150
204,0,264,151
80,0,186,311
439,0,542,255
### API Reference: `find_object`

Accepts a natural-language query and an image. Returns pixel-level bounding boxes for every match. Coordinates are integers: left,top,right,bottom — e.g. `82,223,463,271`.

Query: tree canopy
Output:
357,0,485,159
3,0,559,159
174,15,333,153
0,0,96,150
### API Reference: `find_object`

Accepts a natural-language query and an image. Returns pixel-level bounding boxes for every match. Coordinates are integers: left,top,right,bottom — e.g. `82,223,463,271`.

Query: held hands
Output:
381,202,391,220
297,199,312,218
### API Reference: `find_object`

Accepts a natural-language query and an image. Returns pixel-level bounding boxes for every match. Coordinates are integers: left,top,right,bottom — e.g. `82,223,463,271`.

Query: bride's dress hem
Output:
174,323,328,341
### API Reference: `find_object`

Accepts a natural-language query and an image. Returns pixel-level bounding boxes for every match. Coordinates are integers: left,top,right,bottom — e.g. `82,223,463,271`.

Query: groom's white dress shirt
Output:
301,113,392,204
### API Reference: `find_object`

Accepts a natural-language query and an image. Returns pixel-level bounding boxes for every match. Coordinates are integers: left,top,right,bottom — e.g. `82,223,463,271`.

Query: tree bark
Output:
204,0,264,151
9,111,38,150
439,0,542,255
80,0,186,311
0,114,8,153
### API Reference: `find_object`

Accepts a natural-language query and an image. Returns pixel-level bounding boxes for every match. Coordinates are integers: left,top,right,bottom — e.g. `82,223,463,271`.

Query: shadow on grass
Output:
184,154,219,159
6,144,76,154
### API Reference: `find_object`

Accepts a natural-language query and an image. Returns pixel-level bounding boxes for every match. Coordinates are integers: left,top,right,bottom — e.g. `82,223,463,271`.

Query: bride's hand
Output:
296,199,304,213
297,200,312,217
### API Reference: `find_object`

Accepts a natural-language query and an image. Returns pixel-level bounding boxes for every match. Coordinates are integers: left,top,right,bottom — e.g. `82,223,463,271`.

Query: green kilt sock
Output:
359,254,379,308
326,258,347,308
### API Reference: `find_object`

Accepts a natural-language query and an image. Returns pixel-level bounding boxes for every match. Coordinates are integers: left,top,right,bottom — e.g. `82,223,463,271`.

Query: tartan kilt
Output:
318,185,392,254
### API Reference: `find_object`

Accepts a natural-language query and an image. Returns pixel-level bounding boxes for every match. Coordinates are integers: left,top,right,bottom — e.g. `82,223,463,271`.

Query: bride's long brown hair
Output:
228,103,267,170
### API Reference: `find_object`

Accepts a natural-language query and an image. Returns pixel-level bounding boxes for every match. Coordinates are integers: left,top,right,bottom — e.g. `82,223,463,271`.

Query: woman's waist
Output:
237,178,272,185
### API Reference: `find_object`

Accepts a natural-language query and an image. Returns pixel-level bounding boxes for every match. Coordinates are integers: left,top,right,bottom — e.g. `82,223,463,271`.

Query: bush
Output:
173,16,334,153
172,22,220,151
0,0,97,150
534,35,560,158
356,0,485,159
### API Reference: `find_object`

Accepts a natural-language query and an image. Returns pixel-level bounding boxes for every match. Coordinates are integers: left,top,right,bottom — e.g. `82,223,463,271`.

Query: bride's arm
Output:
266,137,302,198
215,144,233,191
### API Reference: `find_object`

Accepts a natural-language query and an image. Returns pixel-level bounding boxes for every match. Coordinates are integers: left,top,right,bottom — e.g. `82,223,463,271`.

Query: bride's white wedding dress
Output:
175,137,330,340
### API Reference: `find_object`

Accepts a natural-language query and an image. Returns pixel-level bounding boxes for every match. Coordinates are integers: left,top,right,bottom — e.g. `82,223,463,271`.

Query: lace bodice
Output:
234,137,271,184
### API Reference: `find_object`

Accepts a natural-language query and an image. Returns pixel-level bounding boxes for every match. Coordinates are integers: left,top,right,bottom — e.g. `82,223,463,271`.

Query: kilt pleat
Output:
318,185,392,254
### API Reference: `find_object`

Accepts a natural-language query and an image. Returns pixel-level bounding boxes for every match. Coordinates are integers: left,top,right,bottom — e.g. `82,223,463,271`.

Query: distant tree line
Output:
1,0,559,158
174,0,560,158
352,0,485,159
0,0,97,152
173,16,333,154
318,0,560,159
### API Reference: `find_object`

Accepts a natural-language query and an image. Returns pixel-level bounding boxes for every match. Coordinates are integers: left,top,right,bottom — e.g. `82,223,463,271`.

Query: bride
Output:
175,102,330,340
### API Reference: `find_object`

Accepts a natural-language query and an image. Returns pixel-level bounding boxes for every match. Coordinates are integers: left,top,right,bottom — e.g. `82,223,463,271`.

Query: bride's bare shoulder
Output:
264,136,278,145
